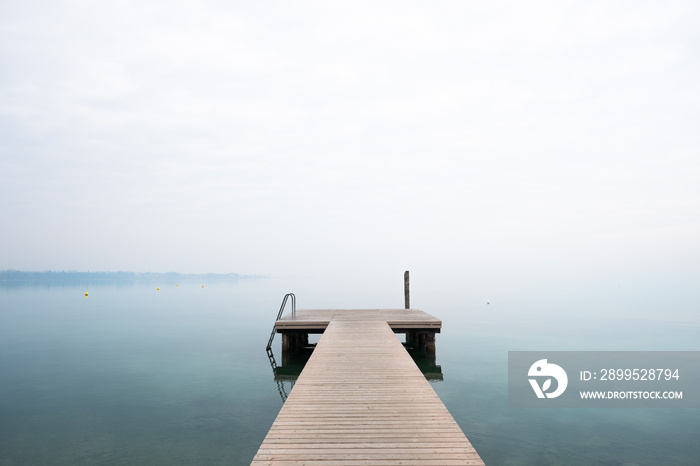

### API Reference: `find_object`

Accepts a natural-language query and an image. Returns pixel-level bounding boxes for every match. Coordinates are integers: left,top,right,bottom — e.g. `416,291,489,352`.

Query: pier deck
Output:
274,308,442,333
253,311,484,465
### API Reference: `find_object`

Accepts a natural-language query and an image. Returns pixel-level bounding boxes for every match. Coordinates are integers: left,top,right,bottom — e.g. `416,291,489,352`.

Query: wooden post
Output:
281,331,309,365
404,270,410,309
406,331,416,348
406,330,436,357
282,333,292,353
419,331,436,357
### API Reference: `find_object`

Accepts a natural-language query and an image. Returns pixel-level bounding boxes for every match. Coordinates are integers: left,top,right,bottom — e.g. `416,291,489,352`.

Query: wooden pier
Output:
252,309,484,465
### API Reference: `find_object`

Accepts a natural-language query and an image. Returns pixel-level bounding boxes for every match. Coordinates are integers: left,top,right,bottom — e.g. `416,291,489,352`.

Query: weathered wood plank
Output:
253,459,483,464
254,453,481,460
252,316,483,465
274,309,442,332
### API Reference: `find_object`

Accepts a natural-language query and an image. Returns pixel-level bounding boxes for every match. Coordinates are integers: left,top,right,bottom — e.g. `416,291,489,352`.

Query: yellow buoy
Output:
85,291,88,298
157,287,160,291
201,285,204,288
176,284,178,287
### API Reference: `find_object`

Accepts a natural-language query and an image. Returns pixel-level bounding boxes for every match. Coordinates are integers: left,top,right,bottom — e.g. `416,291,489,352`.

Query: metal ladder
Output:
266,293,295,351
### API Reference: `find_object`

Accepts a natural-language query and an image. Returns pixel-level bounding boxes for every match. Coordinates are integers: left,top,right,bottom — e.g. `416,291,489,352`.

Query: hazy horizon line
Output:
0,270,265,279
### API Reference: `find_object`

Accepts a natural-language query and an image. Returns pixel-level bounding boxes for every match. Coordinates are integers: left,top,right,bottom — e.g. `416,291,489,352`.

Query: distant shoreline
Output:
0,270,264,286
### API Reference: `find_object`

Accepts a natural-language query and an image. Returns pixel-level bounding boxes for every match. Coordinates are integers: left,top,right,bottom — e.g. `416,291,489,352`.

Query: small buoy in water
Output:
85,291,88,298
486,301,490,305
201,285,204,288
176,284,178,287
157,287,160,291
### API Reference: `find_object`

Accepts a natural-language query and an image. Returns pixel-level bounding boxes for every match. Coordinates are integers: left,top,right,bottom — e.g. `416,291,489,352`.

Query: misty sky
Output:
1,1,699,286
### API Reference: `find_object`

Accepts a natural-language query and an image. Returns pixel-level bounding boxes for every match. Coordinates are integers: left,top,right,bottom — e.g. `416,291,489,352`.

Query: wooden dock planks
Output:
274,309,442,332
252,312,484,465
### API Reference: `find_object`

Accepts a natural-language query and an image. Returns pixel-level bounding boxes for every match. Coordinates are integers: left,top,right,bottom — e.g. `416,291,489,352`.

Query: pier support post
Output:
419,331,435,357
282,331,308,352
406,330,436,357
281,331,309,364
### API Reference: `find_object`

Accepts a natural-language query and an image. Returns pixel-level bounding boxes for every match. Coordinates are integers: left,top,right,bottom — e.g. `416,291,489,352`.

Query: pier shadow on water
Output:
405,345,443,382
267,339,443,402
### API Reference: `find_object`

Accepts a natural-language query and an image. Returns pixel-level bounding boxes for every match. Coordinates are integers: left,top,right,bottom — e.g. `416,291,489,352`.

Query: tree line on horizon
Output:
0,270,256,284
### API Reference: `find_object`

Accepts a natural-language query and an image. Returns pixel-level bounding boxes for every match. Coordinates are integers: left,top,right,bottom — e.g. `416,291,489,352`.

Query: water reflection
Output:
266,345,315,402
265,347,296,402
406,346,443,381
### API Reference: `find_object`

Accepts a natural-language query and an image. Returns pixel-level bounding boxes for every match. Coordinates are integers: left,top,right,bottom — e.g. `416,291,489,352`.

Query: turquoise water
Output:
1,275,698,465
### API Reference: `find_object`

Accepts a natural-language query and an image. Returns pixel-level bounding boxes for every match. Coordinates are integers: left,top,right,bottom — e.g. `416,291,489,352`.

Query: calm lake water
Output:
1,274,698,465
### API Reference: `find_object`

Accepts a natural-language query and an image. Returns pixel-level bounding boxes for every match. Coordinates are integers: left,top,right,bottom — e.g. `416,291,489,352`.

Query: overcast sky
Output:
1,1,699,287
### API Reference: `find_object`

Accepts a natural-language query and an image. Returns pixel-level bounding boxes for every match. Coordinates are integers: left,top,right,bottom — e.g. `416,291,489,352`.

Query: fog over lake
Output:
1,1,699,464
1,273,698,464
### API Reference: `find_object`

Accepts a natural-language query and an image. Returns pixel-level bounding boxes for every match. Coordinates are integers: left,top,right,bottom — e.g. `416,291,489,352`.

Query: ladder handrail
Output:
275,293,296,320
266,293,295,350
